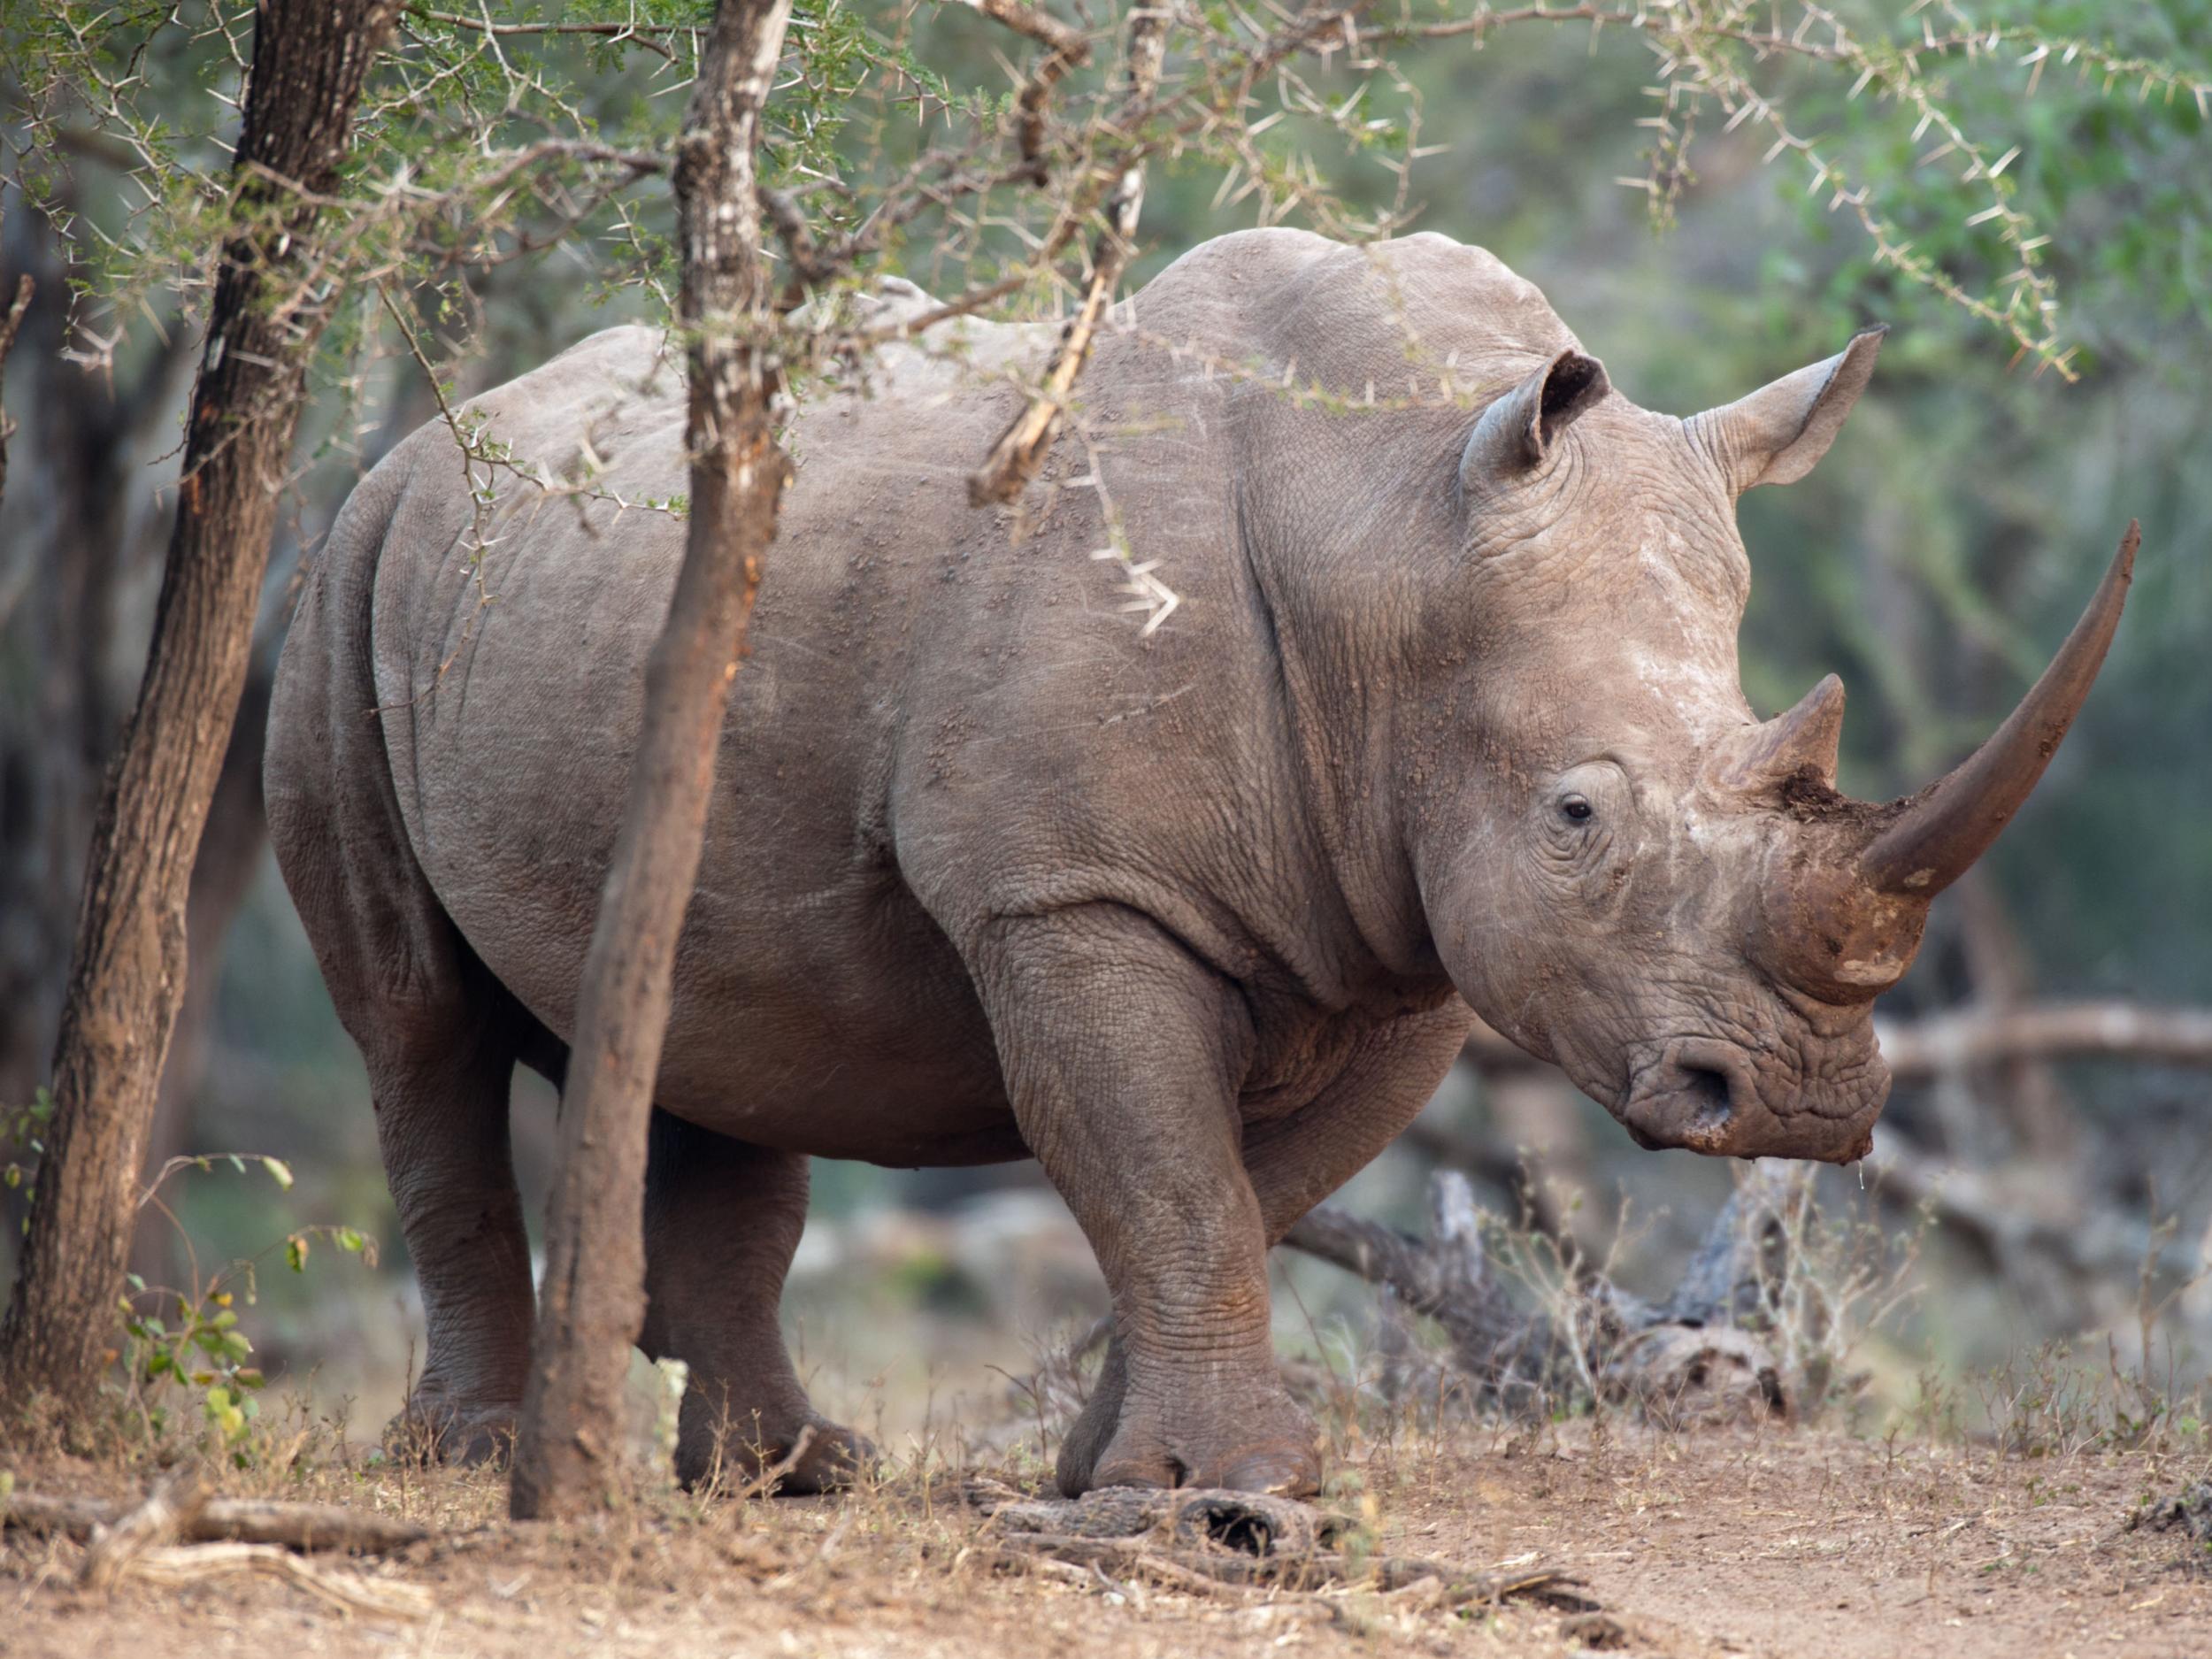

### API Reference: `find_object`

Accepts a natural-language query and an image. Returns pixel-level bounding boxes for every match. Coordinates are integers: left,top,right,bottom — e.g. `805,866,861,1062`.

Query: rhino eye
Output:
1560,795,1594,823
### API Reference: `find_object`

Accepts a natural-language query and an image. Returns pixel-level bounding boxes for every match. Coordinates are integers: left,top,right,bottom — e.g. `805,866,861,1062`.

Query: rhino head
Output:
1412,330,2134,1163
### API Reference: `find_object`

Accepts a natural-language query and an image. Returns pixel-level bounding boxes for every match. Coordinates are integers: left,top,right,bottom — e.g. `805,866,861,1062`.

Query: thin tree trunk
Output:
133,657,278,1286
0,0,402,1413
0,197,30,512
509,0,794,1520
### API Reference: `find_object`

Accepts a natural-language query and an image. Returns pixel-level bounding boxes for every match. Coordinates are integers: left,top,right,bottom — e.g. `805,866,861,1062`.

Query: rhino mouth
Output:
1622,1037,1878,1163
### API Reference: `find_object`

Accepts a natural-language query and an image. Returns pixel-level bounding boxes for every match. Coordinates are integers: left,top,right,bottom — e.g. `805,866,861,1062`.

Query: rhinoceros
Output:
265,227,2132,1498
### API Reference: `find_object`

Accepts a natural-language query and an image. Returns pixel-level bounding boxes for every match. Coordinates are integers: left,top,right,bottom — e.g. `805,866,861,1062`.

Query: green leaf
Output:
286,1234,309,1272
336,1227,365,1254
260,1156,294,1190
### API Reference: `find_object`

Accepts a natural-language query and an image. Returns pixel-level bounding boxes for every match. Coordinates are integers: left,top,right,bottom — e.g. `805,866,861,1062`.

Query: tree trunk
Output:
132,657,279,1286
0,0,402,1414
509,0,795,1520
0,196,30,513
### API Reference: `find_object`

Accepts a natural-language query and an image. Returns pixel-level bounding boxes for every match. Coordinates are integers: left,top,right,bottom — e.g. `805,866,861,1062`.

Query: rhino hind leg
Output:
640,1112,871,1494
368,986,541,1466
288,857,541,1466
273,839,541,1465
265,526,541,1464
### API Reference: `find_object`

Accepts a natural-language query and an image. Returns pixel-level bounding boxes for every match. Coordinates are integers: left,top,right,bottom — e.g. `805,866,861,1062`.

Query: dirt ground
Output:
5,1424,2208,1658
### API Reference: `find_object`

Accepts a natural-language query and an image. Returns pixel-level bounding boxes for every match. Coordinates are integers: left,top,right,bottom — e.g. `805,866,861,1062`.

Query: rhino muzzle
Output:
1624,1036,1887,1163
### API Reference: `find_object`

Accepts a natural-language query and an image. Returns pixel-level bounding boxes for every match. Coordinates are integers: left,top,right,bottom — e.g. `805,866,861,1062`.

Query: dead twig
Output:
119,1540,431,1619
6,1487,428,1555
954,0,1092,180
730,1423,819,1501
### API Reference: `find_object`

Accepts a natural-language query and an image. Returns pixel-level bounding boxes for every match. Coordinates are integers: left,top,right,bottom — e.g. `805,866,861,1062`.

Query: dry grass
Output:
8,1177,2210,1655
5,1395,2210,1658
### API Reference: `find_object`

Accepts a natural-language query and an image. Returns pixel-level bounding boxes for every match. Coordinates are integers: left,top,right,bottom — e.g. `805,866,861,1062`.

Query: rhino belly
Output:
369,326,1025,1164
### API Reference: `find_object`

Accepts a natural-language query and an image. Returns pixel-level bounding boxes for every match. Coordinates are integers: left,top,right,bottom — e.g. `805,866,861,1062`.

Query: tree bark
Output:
509,0,795,1520
0,196,30,512
0,0,403,1413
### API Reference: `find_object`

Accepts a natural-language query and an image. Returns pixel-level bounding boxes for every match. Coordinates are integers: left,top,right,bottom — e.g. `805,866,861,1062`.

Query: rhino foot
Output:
1073,1386,1320,1499
678,1409,875,1495
382,1389,518,1468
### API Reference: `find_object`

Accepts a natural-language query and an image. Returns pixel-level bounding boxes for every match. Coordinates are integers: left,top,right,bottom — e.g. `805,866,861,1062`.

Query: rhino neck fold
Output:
1231,477,1446,999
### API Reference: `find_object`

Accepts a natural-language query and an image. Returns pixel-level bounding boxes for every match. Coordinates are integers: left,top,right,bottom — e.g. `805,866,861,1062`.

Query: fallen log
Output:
1283,1166,1800,1425
1872,1002,2212,1074
5,1487,428,1554
1866,1122,2202,1283
79,1465,211,1591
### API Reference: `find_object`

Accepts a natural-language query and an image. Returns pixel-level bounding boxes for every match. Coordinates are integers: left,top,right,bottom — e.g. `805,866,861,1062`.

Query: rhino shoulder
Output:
453,324,683,468
1124,227,1578,389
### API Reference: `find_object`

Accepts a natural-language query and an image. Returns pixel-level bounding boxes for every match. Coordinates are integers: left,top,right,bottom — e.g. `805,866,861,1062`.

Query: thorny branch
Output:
12,0,2173,480
966,3,1171,508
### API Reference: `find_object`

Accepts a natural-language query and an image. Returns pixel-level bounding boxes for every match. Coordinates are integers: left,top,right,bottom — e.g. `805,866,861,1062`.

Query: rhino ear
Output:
1687,326,1886,493
1459,349,1609,493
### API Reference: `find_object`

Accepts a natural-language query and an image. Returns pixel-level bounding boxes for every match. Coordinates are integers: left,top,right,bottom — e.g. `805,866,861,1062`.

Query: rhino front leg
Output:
974,906,1315,1497
640,1112,870,1493
1056,1004,1473,1494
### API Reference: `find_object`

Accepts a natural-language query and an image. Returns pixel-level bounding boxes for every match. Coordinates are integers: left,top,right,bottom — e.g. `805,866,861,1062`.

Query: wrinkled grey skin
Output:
267,229,1907,1498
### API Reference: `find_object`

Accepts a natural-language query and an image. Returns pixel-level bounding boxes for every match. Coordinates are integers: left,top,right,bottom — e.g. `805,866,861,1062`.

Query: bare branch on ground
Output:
971,1480,1595,1609
5,1487,428,1555
76,1464,212,1591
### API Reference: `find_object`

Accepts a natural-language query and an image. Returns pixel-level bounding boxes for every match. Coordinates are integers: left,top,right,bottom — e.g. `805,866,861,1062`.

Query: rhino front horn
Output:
1860,522,2139,898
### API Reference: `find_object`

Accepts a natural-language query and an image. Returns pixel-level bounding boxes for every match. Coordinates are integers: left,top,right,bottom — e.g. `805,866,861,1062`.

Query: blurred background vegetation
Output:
2,0,2208,1452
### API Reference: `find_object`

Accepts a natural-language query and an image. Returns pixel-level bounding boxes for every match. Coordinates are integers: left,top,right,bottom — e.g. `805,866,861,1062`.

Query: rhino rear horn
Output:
1723,673,1847,792
1459,349,1609,491
1689,326,1885,493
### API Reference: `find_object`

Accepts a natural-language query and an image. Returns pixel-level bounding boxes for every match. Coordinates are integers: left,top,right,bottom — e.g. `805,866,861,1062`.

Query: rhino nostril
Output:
1677,1064,1734,1126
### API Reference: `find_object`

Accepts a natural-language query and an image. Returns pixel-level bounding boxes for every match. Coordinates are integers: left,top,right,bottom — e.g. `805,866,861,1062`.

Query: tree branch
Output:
966,4,1169,507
